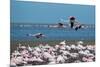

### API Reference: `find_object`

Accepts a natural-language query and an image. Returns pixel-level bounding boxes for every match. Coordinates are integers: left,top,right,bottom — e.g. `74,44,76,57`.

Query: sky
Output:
10,0,95,24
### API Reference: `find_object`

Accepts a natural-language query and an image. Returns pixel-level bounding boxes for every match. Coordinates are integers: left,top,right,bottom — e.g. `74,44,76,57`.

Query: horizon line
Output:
11,22,95,25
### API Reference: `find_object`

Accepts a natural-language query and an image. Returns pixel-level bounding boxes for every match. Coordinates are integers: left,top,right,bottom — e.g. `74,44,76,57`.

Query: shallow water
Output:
11,24,95,41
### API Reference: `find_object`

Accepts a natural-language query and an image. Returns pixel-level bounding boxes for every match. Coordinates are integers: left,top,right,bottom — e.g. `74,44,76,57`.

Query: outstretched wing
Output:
74,20,81,25
27,33,37,37
60,18,68,22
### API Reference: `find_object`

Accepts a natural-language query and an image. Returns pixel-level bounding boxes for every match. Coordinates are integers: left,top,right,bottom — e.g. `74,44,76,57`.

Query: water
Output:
11,24,95,41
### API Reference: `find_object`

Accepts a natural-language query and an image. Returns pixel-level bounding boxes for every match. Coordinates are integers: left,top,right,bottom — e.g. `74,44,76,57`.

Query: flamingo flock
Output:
10,41,95,66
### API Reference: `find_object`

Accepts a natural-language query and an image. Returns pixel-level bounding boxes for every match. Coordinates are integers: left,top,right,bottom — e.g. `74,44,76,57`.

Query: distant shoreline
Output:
11,22,95,25
10,23,95,29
